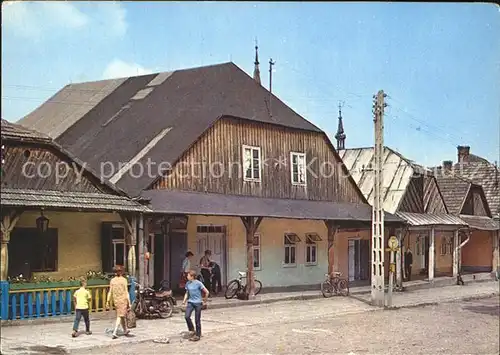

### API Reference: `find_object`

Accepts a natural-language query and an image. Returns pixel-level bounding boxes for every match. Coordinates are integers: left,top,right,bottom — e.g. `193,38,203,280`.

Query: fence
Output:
0,278,136,321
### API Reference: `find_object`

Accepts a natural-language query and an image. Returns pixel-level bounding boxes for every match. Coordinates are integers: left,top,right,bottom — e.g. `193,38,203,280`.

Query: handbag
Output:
126,308,137,328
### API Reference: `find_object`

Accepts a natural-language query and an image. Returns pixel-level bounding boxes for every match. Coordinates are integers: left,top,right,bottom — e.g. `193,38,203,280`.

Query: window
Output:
8,228,58,276
305,233,322,265
440,238,447,255
253,234,261,270
284,233,301,266
101,223,129,273
290,152,307,185
442,236,453,255
242,145,261,181
416,237,421,256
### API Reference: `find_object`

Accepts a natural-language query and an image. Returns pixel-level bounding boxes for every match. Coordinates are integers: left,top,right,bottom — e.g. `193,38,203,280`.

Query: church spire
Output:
335,102,346,150
253,39,261,85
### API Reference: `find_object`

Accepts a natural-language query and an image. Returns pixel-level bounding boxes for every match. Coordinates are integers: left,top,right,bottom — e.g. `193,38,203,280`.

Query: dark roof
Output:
141,189,403,223
459,215,499,231
1,119,52,143
18,62,323,196
1,188,150,213
434,174,471,214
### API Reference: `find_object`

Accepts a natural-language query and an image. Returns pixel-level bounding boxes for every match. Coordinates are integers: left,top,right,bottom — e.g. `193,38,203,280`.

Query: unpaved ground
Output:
69,296,499,355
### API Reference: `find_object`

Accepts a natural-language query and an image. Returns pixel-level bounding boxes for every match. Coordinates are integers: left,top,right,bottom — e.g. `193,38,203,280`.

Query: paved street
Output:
72,296,500,355
1,281,498,354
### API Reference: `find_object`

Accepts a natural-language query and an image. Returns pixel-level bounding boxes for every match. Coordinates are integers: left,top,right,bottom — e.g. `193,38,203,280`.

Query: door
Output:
169,231,188,290
153,233,164,288
348,240,355,281
359,239,370,280
196,225,227,285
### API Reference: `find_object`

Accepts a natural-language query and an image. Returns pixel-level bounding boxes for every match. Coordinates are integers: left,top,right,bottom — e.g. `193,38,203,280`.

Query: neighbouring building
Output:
17,61,404,291
433,146,500,276
339,145,467,283
0,119,149,283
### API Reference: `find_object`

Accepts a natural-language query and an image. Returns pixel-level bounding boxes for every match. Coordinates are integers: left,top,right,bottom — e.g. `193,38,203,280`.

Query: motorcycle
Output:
132,280,177,319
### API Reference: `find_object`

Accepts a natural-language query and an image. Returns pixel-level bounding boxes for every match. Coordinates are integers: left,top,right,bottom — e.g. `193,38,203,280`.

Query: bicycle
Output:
321,271,349,297
224,271,263,299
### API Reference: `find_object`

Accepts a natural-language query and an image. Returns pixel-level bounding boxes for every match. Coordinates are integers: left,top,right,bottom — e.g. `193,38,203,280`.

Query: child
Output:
182,269,209,341
72,279,92,337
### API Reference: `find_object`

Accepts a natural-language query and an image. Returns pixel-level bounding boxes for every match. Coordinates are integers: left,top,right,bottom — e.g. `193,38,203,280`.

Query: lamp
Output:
36,211,49,233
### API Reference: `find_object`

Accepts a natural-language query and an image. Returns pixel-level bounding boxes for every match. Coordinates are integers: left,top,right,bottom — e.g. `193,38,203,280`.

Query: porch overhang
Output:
140,189,405,227
396,212,467,231
1,188,151,213
459,215,500,231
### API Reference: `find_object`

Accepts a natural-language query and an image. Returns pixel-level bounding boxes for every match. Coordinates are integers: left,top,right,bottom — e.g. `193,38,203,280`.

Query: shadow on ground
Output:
9,345,68,354
463,304,500,317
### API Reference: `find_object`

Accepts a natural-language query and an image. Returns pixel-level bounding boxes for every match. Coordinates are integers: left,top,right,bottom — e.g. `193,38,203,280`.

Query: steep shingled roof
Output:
18,62,324,196
434,174,472,214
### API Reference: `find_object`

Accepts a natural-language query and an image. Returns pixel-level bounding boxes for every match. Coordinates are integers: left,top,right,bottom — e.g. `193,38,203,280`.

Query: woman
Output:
199,250,212,293
180,251,194,289
106,265,131,339
182,269,209,341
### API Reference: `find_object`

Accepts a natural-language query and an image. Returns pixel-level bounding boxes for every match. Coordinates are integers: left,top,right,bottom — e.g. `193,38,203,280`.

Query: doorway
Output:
348,239,370,282
196,225,227,285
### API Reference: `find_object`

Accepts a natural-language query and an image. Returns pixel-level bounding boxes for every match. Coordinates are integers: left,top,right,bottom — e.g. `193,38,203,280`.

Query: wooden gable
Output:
2,141,109,193
150,117,365,204
461,185,490,216
398,175,447,214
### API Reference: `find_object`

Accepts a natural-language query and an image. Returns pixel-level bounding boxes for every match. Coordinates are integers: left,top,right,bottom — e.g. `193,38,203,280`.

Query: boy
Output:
72,279,92,337
182,270,209,341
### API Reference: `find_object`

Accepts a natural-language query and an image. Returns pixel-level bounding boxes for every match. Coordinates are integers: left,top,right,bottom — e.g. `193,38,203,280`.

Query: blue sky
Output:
2,1,499,166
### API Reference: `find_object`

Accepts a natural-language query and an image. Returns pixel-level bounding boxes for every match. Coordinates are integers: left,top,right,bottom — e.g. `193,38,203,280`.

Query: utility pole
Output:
372,90,387,307
269,58,275,117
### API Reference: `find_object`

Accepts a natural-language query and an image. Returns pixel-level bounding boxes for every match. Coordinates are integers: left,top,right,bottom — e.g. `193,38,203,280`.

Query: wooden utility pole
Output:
371,90,386,307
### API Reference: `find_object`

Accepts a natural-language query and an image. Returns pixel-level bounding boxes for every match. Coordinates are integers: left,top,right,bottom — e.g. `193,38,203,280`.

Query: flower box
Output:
9,279,110,291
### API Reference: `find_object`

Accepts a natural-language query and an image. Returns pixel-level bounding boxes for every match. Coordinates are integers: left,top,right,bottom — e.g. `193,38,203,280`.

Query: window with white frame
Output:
243,145,261,181
290,152,306,185
305,233,322,265
253,233,261,270
284,233,301,266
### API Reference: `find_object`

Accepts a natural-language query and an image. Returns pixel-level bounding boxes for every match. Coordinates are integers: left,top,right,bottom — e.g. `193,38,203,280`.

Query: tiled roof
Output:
434,174,471,214
1,119,52,143
1,188,150,212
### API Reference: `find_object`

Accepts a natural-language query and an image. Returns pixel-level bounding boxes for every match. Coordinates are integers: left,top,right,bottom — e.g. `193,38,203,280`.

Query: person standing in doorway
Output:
404,248,413,281
182,270,209,341
106,265,132,339
72,279,92,337
199,250,213,294
180,251,194,289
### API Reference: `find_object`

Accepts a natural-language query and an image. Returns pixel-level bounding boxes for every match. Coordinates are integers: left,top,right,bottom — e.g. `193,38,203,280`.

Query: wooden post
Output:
395,229,403,288
324,221,338,274
452,230,459,277
0,210,23,281
120,213,138,279
240,216,263,299
428,227,435,282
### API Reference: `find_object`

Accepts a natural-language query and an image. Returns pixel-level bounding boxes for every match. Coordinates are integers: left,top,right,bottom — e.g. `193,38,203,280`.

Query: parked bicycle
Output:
321,271,349,297
225,271,262,299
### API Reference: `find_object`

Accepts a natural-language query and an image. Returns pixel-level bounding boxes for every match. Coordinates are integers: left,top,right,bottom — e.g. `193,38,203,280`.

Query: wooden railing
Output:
0,279,136,321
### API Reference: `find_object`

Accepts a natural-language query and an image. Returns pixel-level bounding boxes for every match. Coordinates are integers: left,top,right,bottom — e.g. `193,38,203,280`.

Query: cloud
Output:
2,1,126,39
102,59,154,79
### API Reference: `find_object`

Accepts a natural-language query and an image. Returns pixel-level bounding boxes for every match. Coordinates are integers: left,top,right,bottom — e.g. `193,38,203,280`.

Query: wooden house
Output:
339,146,466,283
434,146,500,276
1,119,149,283
17,61,403,291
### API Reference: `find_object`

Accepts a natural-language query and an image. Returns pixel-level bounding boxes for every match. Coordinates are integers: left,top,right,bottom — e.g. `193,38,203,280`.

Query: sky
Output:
2,1,499,167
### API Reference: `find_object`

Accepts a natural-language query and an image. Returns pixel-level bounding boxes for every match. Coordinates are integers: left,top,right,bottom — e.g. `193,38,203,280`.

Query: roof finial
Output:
253,38,261,85
335,101,346,150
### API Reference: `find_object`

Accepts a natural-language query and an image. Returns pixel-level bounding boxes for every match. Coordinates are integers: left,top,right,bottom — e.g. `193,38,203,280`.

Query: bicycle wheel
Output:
253,280,262,296
321,280,334,298
225,279,240,299
337,279,349,296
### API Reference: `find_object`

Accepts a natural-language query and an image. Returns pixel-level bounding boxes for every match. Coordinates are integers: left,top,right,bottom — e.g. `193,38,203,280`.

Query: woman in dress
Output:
106,265,131,339
180,251,194,289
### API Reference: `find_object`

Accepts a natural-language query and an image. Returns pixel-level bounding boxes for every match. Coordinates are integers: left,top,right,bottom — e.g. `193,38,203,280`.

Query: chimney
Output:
442,160,453,172
457,145,470,163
